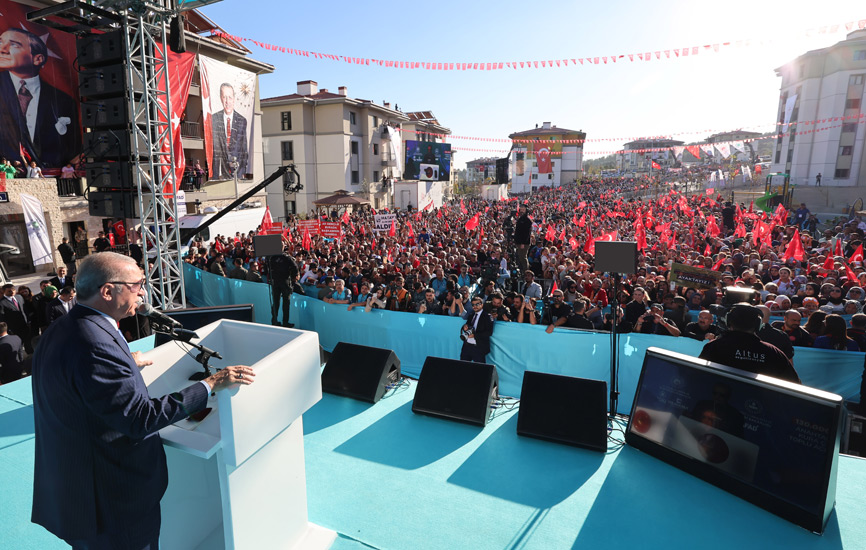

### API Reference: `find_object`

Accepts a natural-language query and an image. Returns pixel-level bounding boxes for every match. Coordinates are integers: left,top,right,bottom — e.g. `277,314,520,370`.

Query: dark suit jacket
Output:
211,109,249,179
0,72,81,168
46,297,74,324
49,275,74,290
0,333,24,383
31,305,209,540
0,295,29,337
460,311,494,355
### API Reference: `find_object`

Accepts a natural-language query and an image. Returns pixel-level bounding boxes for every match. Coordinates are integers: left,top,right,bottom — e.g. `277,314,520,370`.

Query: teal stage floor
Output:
2,377,865,549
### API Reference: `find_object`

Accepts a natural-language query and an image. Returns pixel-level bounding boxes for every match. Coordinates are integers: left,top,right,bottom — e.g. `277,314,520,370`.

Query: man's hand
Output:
546,324,555,334
205,365,256,392
131,351,153,369
705,333,716,341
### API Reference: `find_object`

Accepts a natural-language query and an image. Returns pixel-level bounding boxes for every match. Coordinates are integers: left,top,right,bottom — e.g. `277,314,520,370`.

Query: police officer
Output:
699,303,800,383
269,248,299,328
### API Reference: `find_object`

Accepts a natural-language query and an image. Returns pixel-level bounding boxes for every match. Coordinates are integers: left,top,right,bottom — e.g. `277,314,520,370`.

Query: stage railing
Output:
183,264,863,409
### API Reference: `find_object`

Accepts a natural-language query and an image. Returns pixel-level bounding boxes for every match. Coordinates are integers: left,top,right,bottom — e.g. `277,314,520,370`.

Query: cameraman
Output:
514,294,538,325
699,303,800,383
485,292,512,322
634,303,681,337
601,306,632,333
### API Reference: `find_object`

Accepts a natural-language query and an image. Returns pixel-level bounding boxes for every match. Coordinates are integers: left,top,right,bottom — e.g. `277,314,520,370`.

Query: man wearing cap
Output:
700,303,800,383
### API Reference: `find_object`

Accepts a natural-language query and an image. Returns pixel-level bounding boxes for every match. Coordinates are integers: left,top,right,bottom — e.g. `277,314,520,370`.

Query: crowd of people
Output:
185,174,866,369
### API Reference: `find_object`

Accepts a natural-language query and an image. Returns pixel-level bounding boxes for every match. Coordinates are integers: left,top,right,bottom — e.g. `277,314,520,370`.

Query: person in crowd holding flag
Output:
26,160,42,178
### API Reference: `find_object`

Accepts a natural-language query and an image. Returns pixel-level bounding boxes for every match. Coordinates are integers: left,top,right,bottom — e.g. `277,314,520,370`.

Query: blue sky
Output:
201,0,862,167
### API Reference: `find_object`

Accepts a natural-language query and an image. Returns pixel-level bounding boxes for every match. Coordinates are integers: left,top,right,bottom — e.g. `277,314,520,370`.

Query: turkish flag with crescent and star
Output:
535,143,552,174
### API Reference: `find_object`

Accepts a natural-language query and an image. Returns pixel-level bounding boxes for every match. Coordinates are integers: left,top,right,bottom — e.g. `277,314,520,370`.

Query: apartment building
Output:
509,122,585,193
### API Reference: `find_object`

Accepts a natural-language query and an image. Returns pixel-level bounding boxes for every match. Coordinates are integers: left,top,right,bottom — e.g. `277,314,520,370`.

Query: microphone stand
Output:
150,322,223,381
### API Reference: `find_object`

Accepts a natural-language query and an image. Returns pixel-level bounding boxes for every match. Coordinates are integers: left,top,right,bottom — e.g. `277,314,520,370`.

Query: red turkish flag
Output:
850,244,864,263
783,229,804,261
407,222,414,237
478,225,484,247
545,224,556,241
712,256,726,271
844,262,858,282
835,238,843,257
260,207,273,232
161,50,196,193
460,199,467,214
703,244,712,256
651,161,662,170
583,228,595,255
465,213,480,231
389,219,396,237
535,143,552,174
302,227,311,251
568,237,580,251
823,254,836,270
706,187,715,195
557,228,567,242
341,209,350,224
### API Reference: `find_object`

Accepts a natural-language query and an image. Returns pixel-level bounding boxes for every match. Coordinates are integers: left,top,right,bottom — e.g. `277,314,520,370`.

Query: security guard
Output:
699,303,801,383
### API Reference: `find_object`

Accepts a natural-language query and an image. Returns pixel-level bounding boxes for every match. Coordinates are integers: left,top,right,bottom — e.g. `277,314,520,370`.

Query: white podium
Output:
140,319,336,550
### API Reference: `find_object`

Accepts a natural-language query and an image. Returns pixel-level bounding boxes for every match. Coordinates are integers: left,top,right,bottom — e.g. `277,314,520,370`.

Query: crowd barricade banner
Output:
183,265,864,408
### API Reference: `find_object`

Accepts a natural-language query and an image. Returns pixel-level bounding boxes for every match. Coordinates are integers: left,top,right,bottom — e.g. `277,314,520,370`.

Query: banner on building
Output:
0,1,81,171
533,141,552,174
20,193,51,265
199,57,257,181
373,213,397,232
783,95,798,127
669,262,722,290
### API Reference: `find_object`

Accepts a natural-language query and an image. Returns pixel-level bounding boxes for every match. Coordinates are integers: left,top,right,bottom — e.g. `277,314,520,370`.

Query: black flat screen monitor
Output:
626,347,843,534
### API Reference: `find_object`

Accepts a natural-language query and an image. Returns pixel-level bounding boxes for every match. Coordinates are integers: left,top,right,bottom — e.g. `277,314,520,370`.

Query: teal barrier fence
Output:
183,264,863,409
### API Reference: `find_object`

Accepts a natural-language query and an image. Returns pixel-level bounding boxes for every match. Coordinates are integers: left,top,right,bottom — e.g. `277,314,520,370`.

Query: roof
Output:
312,190,371,207
262,91,346,103
509,125,584,138
406,111,439,124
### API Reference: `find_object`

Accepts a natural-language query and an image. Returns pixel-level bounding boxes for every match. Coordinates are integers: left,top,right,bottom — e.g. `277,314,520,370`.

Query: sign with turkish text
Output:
669,262,722,290
373,213,397,232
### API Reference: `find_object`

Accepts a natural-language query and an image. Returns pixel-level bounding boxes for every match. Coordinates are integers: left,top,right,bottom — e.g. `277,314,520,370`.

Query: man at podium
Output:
31,252,256,549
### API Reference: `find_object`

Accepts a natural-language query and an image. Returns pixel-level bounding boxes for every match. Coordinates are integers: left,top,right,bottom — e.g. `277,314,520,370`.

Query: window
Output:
350,111,357,125
774,150,782,163
351,170,359,184
840,146,853,156
547,174,553,180
280,141,293,161
845,98,862,109
855,50,866,61
351,141,359,155
850,74,865,85
835,168,850,178
373,143,379,155
786,149,794,162
372,116,378,128
842,123,858,133
532,174,538,180
284,200,296,214
281,111,291,131
373,171,379,182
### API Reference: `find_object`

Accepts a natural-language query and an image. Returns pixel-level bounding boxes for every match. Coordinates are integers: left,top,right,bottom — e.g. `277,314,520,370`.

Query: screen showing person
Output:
211,82,249,179
0,27,80,168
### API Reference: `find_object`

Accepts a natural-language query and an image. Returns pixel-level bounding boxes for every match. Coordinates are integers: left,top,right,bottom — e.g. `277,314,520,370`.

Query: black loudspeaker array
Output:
495,157,509,185
77,30,143,218
321,343,401,403
412,357,499,427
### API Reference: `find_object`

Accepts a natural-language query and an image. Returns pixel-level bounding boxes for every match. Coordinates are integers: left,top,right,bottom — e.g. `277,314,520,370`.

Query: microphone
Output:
137,303,182,328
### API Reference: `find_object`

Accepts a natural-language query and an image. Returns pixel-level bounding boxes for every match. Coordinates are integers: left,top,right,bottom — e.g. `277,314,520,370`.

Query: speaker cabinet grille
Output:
412,357,498,427
321,343,400,403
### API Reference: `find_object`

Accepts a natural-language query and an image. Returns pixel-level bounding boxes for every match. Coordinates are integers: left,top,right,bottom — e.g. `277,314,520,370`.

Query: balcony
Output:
181,121,203,139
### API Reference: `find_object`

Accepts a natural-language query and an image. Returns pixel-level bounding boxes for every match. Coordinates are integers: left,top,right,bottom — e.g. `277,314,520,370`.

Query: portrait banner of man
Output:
0,1,81,172
199,56,256,181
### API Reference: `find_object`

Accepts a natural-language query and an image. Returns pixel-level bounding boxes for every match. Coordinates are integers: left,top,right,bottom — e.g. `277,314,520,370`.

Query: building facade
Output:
771,29,866,187
261,84,454,218
616,139,684,172
509,122,585,193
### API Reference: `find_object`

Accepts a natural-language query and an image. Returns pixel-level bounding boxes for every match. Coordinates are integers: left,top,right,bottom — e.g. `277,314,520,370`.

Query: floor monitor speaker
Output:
321,342,400,403
517,372,608,451
412,357,498,427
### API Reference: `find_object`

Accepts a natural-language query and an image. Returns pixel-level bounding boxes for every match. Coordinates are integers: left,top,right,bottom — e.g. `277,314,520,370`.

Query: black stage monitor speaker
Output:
516,372,608,451
321,342,401,403
412,357,498,427
594,240,638,274
253,234,284,257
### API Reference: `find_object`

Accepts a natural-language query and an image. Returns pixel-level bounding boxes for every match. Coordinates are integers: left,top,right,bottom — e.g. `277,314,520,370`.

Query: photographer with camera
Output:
635,303,681,337
541,290,572,334
485,292,512,322
513,294,538,325
684,310,722,341
601,306,632,333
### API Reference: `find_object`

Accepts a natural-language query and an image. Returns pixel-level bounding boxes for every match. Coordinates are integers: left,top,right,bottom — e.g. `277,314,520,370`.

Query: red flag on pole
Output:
545,224,556,241
651,161,661,170
341,209,350,224
478,225,484,247
850,244,864,263
844,261,858,282
711,256,726,271
260,207,273,233
465,213,480,230
834,238,843,257
557,228,566,242
388,219,396,237
302,227,311,251
783,229,805,261
823,254,836,270
460,199,467,214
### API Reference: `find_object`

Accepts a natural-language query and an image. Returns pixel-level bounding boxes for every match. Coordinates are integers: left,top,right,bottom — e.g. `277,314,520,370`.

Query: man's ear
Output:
98,283,113,302
33,54,46,69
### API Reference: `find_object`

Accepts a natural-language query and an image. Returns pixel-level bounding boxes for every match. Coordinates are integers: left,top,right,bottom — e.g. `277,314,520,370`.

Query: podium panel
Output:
141,320,334,550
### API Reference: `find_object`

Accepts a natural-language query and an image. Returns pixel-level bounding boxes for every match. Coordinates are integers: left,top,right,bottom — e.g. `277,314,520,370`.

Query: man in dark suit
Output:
49,265,73,290
211,83,248,179
31,252,256,548
0,321,25,384
460,296,494,363
0,283,31,353
57,237,77,274
46,286,75,324
0,28,81,169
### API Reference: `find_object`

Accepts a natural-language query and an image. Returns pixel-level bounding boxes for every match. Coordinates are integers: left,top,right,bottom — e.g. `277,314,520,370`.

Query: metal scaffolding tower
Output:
29,0,192,309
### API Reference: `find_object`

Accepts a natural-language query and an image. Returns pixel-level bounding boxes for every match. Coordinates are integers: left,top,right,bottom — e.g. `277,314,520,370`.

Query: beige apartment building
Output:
261,81,452,219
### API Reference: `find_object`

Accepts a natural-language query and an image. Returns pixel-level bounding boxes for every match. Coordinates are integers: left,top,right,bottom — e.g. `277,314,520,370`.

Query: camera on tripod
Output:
708,286,760,329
